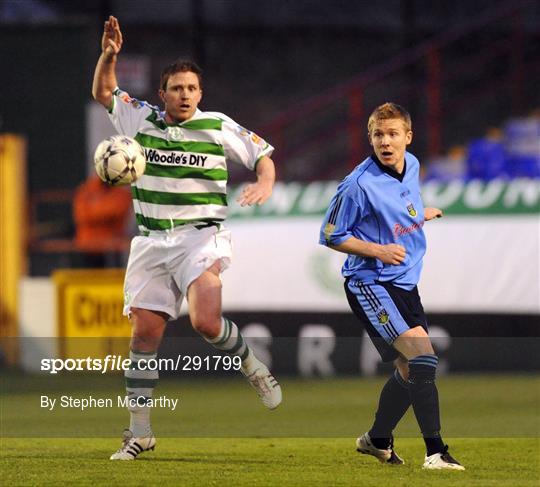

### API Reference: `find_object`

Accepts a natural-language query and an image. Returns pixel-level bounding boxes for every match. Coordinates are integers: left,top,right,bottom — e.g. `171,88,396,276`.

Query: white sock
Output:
204,318,261,374
125,350,158,437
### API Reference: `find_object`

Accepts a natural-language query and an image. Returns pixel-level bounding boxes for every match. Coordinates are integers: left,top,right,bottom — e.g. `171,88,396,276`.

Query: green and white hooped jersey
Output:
108,87,274,235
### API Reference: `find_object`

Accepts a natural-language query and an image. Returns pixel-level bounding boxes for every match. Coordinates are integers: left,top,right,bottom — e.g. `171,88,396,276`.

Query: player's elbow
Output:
92,87,113,109
319,238,338,250
327,242,343,252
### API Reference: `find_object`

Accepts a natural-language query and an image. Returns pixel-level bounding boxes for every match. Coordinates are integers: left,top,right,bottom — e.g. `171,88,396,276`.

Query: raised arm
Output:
92,15,123,109
237,155,276,207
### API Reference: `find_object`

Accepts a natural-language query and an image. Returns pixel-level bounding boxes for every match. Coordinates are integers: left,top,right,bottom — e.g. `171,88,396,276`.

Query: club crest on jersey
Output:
376,308,390,325
406,203,417,217
167,126,183,141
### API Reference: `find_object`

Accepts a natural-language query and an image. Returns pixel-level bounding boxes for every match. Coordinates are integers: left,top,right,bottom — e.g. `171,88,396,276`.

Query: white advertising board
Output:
222,215,539,314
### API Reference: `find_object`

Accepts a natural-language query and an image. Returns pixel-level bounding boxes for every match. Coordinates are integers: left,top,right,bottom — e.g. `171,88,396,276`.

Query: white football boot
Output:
110,429,156,460
356,432,404,465
242,360,282,410
423,446,465,470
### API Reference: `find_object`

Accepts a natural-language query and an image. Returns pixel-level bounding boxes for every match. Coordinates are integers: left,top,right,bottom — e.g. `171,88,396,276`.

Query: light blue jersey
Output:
319,152,426,290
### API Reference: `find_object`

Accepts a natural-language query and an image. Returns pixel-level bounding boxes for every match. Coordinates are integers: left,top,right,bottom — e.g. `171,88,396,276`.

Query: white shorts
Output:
123,224,232,319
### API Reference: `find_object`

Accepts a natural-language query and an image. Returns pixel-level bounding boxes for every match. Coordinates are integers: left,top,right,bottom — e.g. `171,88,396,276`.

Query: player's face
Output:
159,71,202,123
369,118,412,173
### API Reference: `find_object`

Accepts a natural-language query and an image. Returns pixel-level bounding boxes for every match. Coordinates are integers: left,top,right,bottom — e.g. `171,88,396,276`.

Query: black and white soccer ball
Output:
94,135,146,186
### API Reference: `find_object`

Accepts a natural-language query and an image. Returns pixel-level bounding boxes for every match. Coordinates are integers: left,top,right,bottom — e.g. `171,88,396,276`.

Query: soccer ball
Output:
94,135,146,186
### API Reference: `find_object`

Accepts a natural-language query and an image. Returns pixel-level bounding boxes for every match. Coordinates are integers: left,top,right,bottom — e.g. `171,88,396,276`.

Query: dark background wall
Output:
0,23,95,191
1,0,539,192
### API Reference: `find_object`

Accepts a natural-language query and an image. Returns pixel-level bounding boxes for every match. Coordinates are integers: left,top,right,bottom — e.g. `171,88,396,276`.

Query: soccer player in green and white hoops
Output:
93,16,281,460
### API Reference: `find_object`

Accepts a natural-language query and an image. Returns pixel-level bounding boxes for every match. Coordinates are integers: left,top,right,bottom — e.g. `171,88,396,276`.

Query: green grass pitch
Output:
1,374,539,486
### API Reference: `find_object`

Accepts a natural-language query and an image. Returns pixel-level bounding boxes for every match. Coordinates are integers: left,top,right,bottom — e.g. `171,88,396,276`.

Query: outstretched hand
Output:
424,207,443,221
102,15,123,57
236,181,273,207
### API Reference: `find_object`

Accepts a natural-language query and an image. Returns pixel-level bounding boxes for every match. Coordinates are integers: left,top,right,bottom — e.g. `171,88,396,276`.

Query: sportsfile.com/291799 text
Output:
40,354,242,374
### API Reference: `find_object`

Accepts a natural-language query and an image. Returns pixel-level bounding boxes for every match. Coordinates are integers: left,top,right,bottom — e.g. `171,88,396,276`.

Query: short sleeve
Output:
107,87,154,137
319,183,368,247
221,119,274,170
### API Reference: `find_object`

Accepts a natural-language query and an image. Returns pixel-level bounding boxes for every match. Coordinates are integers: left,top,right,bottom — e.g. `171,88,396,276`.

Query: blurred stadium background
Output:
0,0,539,456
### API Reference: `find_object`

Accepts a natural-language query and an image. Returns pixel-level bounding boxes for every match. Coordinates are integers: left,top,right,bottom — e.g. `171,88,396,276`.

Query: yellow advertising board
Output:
0,134,27,364
52,269,131,359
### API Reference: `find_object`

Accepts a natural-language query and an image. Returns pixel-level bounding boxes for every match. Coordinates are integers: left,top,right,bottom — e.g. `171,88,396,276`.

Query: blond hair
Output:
368,102,412,134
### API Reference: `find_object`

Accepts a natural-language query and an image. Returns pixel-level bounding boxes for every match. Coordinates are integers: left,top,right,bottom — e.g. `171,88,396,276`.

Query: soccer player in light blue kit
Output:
319,103,464,470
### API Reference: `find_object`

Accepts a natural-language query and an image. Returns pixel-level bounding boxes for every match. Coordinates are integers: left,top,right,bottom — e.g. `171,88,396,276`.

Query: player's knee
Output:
394,327,434,359
129,309,167,350
407,354,438,384
191,315,221,339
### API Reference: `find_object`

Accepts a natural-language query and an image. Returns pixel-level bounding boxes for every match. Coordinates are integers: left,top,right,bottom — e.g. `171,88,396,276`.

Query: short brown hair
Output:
160,59,203,91
368,102,412,134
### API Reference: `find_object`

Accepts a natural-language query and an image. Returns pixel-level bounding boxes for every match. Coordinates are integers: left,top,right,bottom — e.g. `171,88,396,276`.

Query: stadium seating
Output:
425,113,540,181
